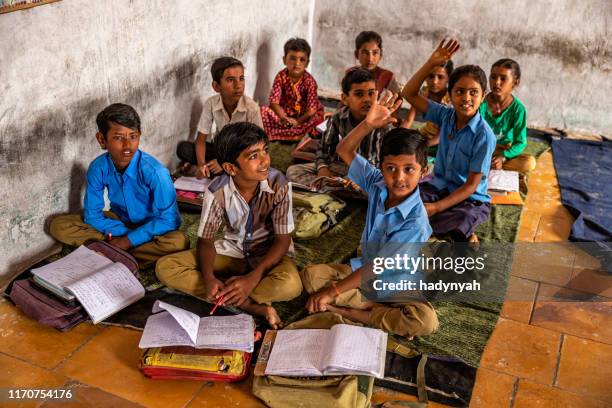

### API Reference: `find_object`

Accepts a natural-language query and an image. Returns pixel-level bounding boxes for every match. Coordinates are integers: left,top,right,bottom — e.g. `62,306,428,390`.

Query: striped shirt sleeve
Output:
197,191,224,239
272,183,294,234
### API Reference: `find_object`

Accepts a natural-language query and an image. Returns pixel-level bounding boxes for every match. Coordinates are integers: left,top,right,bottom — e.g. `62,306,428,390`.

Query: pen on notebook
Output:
210,295,224,315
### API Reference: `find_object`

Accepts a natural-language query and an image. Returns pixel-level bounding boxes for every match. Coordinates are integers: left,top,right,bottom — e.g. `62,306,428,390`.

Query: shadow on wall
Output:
189,98,204,141
253,34,273,105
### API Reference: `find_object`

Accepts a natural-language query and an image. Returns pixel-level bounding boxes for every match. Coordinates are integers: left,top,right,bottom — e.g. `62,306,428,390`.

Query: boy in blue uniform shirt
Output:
50,103,188,267
301,94,438,339
402,39,496,243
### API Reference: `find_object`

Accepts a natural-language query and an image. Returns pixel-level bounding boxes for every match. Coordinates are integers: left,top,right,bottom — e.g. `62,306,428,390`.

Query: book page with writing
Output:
139,311,195,348
66,262,144,324
174,177,211,192
264,329,329,376
152,300,200,345
196,314,255,352
31,245,113,289
323,324,387,378
488,170,519,192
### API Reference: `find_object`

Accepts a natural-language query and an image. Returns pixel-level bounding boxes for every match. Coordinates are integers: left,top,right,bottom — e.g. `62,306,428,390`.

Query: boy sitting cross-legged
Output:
156,122,302,328
49,103,189,268
301,93,439,339
286,68,388,194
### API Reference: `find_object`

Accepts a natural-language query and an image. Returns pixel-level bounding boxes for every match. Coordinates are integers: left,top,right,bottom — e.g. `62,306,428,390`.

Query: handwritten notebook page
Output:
138,311,195,348
197,314,255,352
66,262,144,324
31,245,113,289
324,324,387,377
264,329,329,376
174,177,211,192
152,300,200,344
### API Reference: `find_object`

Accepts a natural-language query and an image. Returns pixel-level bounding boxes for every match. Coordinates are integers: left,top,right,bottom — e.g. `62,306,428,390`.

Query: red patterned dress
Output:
261,68,325,141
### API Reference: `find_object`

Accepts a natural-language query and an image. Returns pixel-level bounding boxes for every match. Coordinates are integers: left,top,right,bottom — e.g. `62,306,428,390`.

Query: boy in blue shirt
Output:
402,39,496,243
302,94,438,338
49,103,188,267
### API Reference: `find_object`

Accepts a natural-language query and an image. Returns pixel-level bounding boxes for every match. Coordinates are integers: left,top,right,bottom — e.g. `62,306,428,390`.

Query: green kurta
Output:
479,96,527,159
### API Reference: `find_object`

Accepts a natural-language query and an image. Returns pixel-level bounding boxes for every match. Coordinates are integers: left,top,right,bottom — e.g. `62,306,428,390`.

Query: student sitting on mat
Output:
301,93,438,339
49,103,188,268
402,39,496,244
260,38,325,142
348,30,401,94
156,122,302,329
176,56,263,179
403,59,454,151
480,58,536,173
286,68,387,194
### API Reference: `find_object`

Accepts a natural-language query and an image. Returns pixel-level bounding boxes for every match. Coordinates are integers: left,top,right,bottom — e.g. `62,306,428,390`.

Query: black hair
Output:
448,64,487,94
442,60,454,77
355,31,383,50
96,103,141,137
341,68,375,95
283,38,311,58
211,56,244,84
491,58,521,81
380,128,428,170
215,122,269,167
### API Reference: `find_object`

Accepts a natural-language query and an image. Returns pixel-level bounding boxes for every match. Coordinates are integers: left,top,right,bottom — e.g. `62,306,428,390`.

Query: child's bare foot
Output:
240,299,283,329
468,233,480,249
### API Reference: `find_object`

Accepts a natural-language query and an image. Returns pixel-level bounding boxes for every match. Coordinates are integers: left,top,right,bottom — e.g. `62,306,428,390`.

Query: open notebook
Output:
263,324,387,378
139,301,255,352
488,169,519,195
30,245,144,324
173,176,211,192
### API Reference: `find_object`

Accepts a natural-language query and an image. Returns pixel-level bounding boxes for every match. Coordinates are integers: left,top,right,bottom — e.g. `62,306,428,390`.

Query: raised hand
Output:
428,38,460,66
364,91,403,129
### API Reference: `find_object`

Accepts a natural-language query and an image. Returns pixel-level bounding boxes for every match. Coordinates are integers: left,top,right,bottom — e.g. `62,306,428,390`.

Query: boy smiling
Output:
157,122,302,328
49,103,188,267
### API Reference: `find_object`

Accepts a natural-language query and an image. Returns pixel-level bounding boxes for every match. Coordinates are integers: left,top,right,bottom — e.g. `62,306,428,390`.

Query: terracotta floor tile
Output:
40,382,145,408
556,335,612,401
568,267,612,298
531,283,612,343
56,326,202,408
0,302,101,369
0,353,68,408
370,386,452,407
534,215,573,241
187,373,265,408
500,276,538,323
516,210,541,242
514,379,608,408
468,368,515,408
480,318,561,384
510,243,575,286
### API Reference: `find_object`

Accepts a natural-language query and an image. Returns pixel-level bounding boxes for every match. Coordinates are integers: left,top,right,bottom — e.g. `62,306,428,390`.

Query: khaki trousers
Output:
49,213,189,268
155,249,302,305
301,263,439,338
495,146,536,173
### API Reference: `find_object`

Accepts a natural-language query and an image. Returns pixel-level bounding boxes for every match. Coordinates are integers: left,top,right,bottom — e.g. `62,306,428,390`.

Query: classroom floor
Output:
1,150,610,408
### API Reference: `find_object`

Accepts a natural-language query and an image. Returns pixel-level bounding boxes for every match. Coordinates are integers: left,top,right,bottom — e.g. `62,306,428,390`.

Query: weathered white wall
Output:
0,0,313,283
311,0,611,135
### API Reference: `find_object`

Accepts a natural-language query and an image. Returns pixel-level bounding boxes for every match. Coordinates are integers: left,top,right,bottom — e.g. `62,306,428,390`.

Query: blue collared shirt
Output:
83,150,181,247
424,100,496,202
347,155,432,271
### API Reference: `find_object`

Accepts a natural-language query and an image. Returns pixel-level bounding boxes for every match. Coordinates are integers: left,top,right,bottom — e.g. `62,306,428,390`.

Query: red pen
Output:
210,295,224,315
107,232,112,241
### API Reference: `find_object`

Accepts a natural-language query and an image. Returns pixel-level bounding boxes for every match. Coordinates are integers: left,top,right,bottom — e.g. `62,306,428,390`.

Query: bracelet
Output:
331,282,341,297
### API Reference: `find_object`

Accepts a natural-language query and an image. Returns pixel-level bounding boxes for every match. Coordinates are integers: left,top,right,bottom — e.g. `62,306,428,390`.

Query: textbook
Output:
256,324,387,378
488,169,519,195
139,301,255,352
173,176,211,192
30,245,144,324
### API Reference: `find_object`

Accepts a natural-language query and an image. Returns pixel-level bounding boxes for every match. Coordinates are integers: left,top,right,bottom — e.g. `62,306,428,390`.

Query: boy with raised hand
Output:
177,56,263,179
286,68,386,193
157,122,302,329
301,93,438,338
50,103,188,267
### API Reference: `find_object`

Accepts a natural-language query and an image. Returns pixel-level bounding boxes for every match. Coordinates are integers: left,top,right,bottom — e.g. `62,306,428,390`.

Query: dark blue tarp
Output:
552,139,612,242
